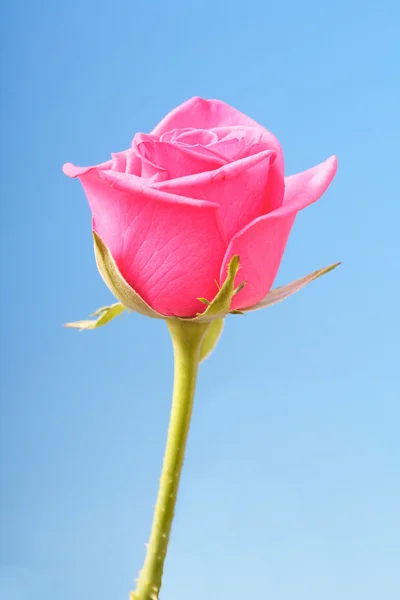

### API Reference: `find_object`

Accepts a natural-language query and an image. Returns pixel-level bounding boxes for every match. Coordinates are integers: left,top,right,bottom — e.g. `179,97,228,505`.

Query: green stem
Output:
132,319,210,600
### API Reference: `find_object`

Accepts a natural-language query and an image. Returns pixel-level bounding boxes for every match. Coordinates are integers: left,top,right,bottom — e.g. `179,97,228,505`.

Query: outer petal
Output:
152,150,276,242
152,97,272,134
221,156,338,310
63,150,142,177
70,167,227,317
283,155,338,207
63,160,113,178
151,97,285,210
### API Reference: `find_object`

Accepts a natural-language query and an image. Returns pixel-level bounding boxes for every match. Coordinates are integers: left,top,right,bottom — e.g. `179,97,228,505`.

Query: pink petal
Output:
212,126,249,141
175,129,218,146
151,98,285,210
152,97,269,134
208,128,247,161
221,156,338,310
283,155,338,207
110,149,142,175
74,168,227,317
133,133,226,179
63,151,141,179
153,150,276,242
63,160,113,178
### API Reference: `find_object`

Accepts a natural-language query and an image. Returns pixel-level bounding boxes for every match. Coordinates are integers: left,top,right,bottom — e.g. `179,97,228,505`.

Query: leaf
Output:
64,302,126,331
199,318,224,363
93,232,164,319
192,255,243,323
242,262,341,312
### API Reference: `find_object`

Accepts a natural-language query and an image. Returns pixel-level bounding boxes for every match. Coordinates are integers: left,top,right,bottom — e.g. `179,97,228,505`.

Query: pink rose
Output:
63,97,337,318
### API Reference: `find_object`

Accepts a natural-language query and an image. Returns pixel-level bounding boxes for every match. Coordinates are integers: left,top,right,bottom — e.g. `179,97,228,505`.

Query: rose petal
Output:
283,155,338,207
111,149,142,175
211,125,277,160
133,132,226,179
74,168,227,317
221,156,338,310
63,160,113,178
152,97,271,134
153,150,276,242
151,98,285,210
208,128,247,161
63,153,139,178
175,129,218,146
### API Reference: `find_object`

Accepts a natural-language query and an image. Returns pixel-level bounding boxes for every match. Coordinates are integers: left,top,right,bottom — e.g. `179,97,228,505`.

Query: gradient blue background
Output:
1,0,399,598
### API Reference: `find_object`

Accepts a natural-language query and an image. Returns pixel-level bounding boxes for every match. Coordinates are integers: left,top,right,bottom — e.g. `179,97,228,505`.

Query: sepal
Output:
93,231,245,323
94,231,164,318
241,262,340,312
192,255,244,322
198,318,224,363
64,303,126,331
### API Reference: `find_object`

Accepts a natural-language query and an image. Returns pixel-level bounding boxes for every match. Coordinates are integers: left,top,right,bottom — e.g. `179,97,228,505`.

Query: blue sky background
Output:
1,0,399,599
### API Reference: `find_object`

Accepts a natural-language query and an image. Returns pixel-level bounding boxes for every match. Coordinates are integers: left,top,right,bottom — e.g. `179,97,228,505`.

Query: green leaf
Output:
242,262,341,312
199,318,224,363
193,255,243,323
93,232,164,319
64,302,126,331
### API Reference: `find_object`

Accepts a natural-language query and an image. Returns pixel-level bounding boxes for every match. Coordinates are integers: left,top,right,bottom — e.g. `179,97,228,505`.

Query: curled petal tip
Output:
62,163,92,178
327,154,338,173
312,155,338,191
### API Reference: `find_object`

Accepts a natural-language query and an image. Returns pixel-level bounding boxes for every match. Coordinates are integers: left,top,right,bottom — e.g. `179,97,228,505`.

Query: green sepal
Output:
89,233,244,324
233,281,246,296
241,262,341,313
192,255,242,323
93,232,165,319
199,318,224,363
64,302,126,331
